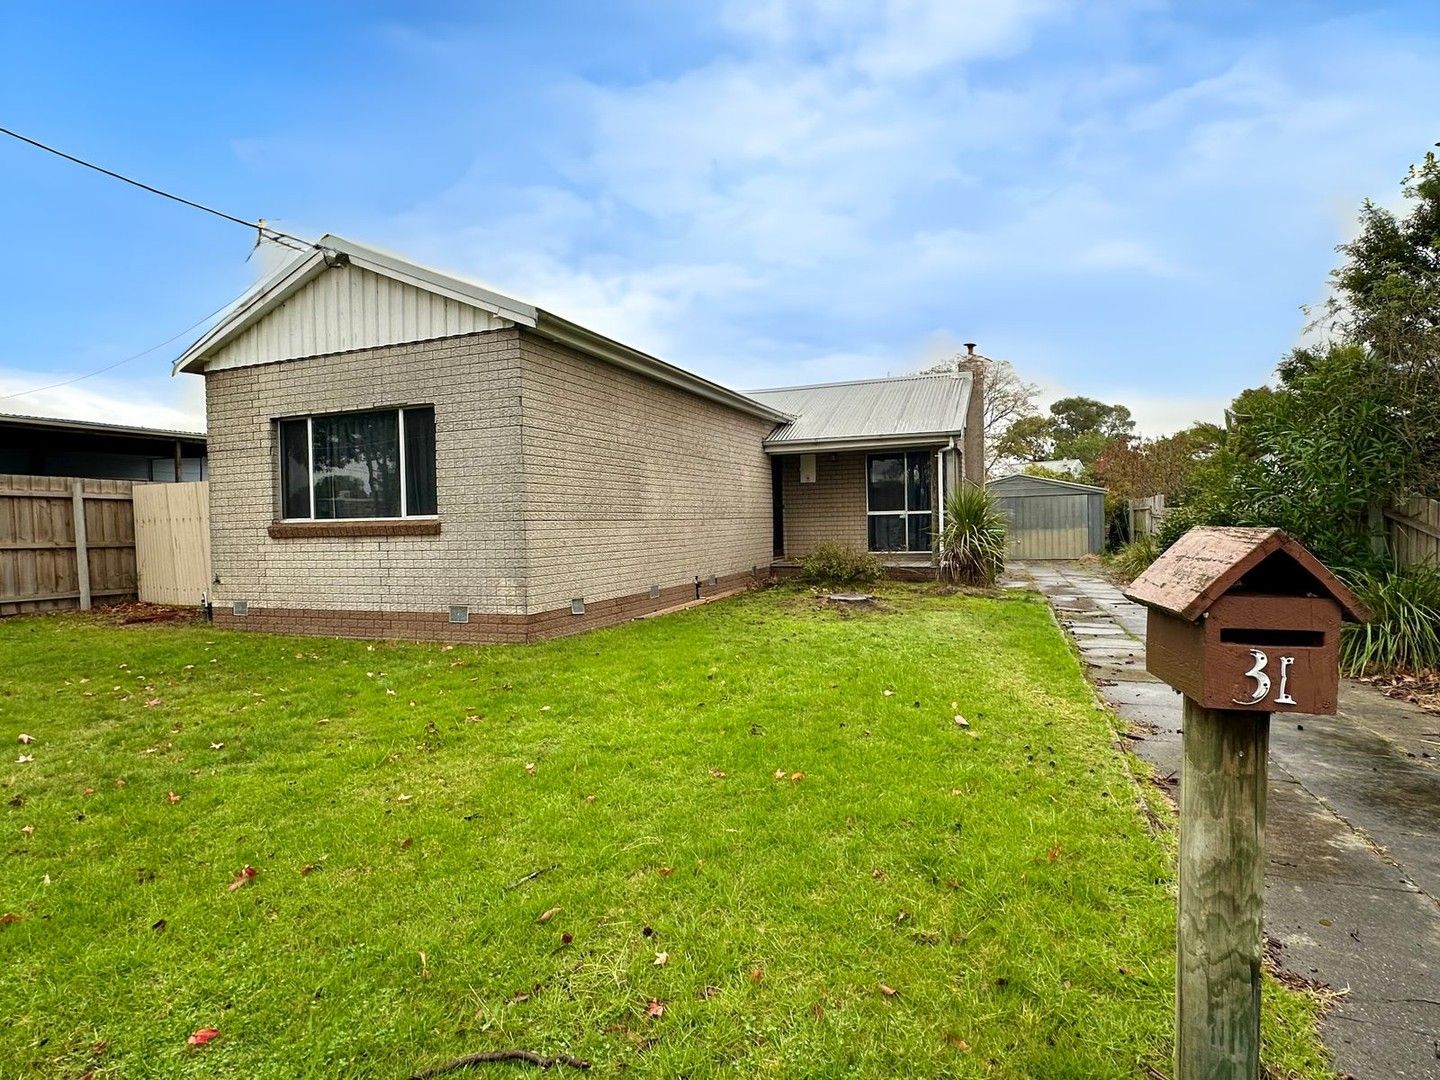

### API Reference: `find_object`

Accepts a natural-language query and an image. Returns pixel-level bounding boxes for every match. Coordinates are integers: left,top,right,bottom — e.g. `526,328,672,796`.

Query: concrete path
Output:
1011,560,1440,1079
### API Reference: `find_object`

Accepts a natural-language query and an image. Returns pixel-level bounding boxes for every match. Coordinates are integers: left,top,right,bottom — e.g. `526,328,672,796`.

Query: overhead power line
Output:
0,299,238,401
0,124,312,251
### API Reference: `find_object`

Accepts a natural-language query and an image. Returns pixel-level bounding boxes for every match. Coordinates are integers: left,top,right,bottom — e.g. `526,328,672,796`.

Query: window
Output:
279,407,437,520
867,451,933,552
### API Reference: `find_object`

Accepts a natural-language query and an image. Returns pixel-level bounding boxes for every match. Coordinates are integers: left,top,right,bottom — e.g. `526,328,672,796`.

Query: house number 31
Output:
1234,648,1298,706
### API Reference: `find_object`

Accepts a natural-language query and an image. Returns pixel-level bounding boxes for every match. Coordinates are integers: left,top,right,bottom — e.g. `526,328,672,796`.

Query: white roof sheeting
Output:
750,372,971,451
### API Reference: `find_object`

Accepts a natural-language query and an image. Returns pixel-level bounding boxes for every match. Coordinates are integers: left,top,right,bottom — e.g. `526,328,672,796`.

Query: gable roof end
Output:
171,235,788,423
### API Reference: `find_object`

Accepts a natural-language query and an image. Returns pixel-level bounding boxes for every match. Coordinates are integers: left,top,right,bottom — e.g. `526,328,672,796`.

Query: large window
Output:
867,451,933,552
279,407,437,520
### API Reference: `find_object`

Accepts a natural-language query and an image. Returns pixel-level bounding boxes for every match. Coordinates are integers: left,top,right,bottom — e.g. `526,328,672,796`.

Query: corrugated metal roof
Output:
987,473,1106,494
0,411,206,441
750,372,971,449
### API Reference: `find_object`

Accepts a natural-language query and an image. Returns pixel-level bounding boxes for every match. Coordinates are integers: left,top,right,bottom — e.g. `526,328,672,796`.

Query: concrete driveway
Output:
1013,560,1440,1079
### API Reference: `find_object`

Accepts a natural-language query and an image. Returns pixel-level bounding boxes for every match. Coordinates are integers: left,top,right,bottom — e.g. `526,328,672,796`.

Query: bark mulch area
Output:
1354,669,1440,716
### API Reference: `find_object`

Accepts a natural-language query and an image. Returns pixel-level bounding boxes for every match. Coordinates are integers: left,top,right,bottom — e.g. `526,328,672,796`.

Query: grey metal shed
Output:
987,474,1106,559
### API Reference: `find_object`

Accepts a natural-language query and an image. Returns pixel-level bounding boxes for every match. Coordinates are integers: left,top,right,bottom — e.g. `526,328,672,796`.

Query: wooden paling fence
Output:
1129,494,1167,539
133,481,211,606
1387,494,1440,568
0,474,137,615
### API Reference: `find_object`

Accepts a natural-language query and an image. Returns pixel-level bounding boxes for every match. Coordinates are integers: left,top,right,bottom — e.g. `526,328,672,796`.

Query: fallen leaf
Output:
15,755,33,764
698,985,720,1000
227,865,258,892
645,999,666,1019
871,868,886,880
90,1039,108,1055
209,742,225,750
749,965,764,982
509,989,532,1004
953,715,969,728
396,794,412,803
583,794,596,804
883,689,895,697
418,950,431,979
144,698,162,708
82,787,95,797
540,705,551,712
945,1034,971,1052
525,763,537,775
538,906,561,924
17,733,33,745
653,951,669,966
707,769,727,778
657,867,673,877
187,1028,221,1047
561,931,573,945
300,863,318,876
1047,844,1062,863
21,824,34,836
0,912,26,925
114,778,127,788
773,769,786,780
879,983,899,998
166,791,182,805
789,771,805,782
399,836,413,850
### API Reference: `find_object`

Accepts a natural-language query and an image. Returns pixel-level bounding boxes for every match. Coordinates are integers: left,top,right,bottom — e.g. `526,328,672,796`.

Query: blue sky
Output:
2,1,1439,434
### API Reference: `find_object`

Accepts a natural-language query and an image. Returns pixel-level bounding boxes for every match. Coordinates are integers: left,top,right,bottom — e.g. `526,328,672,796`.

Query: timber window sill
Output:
268,520,442,539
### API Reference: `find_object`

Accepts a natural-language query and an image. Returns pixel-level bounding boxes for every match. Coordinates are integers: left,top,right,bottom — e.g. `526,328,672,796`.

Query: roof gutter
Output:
533,311,791,424
762,430,961,455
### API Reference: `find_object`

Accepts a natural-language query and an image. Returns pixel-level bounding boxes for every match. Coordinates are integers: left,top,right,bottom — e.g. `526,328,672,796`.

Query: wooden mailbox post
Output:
1125,527,1369,1080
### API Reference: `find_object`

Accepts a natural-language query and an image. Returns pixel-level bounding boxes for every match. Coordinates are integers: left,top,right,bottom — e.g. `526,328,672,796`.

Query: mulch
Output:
92,602,201,626
1353,669,1440,716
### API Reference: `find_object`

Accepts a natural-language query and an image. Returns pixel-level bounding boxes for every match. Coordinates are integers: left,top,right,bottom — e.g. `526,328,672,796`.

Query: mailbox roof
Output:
1123,526,1371,623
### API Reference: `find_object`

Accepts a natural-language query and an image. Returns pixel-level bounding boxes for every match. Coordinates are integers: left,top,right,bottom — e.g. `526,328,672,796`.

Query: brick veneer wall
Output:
516,331,775,613
203,325,777,641
777,451,868,557
205,330,527,617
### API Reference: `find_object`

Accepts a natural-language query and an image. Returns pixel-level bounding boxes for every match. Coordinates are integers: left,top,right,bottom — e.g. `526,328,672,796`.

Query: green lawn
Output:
0,586,1328,1078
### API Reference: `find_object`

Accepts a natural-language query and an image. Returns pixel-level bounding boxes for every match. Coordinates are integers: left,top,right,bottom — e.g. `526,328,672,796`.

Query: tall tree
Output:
1048,396,1135,465
915,353,1041,475
1320,146,1440,496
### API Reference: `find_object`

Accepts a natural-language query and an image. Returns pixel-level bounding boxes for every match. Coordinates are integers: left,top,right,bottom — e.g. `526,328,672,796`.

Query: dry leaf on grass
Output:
654,951,668,966
17,733,34,744
953,715,969,728
879,983,898,998
538,906,561,924
0,912,27,925
1047,844,1062,863
15,755,33,764
166,792,181,805
187,1028,220,1046
227,866,257,892
707,769,727,778
645,999,666,1019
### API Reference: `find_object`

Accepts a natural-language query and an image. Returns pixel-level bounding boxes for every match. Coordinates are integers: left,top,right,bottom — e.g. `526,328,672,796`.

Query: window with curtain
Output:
866,451,933,552
278,406,436,520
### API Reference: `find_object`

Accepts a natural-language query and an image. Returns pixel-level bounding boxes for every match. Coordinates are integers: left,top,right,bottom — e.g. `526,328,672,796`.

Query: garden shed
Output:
988,473,1106,559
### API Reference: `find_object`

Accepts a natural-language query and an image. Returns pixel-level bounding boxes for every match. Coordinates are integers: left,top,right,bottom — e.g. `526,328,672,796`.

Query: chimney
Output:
961,344,985,485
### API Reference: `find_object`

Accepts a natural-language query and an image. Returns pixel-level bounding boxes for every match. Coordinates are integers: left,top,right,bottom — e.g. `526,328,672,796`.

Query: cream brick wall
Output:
205,331,528,614
517,331,775,611
777,451,868,557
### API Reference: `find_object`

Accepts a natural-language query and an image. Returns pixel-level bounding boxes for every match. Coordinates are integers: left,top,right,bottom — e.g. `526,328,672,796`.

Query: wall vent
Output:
649,583,660,600
449,605,470,624
570,597,586,615
232,600,248,617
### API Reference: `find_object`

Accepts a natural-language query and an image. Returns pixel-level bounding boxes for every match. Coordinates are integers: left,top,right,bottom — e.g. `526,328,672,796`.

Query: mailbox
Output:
1124,526,1370,715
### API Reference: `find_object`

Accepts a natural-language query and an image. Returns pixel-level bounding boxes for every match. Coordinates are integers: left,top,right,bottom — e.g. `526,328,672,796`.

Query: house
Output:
174,235,983,642
0,413,206,482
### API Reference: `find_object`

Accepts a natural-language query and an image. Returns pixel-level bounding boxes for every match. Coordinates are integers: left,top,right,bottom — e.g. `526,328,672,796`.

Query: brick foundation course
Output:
212,569,760,644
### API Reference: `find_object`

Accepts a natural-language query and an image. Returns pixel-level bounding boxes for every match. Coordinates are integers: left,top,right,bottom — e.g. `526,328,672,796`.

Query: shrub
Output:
798,543,882,588
1107,535,1161,582
1339,564,1440,675
937,484,1008,586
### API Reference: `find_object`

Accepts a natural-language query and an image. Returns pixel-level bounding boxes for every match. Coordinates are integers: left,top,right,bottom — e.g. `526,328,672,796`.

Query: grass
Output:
0,585,1331,1078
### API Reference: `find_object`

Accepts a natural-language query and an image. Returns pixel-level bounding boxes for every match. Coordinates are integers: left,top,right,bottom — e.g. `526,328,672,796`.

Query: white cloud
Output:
0,370,205,432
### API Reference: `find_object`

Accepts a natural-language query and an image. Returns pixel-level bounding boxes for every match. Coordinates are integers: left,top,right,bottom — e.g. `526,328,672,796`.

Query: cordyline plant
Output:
936,484,1008,586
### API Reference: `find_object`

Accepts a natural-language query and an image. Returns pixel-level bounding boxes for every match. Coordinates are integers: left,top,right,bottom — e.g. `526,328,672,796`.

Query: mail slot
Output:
1125,526,1370,716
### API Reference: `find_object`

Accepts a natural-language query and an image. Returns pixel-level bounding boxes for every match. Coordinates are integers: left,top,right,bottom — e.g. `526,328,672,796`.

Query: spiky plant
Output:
936,484,1009,586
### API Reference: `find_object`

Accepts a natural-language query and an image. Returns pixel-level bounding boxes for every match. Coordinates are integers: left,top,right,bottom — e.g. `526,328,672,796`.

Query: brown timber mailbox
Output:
1125,526,1371,715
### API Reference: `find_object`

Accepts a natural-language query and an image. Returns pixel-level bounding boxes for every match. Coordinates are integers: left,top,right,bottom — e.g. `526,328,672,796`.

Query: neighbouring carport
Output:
988,473,1106,559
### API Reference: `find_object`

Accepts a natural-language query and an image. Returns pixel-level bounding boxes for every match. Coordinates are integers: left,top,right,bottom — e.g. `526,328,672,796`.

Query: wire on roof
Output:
0,125,312,251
